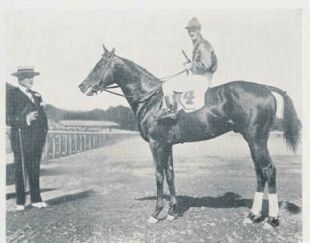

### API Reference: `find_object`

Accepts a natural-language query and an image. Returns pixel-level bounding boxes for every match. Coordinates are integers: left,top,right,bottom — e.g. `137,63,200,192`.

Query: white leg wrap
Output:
251,192,264,215
147,216,159,224
268,193,279,217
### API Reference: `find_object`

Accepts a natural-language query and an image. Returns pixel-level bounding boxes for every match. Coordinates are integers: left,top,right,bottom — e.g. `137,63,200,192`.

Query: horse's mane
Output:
121,57,161,84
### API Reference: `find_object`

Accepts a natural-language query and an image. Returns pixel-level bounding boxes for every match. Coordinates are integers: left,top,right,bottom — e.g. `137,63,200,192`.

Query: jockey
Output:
184,17,217,81
158,17,218,123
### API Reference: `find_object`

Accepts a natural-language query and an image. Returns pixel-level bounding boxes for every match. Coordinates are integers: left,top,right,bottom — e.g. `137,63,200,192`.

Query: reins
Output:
101,68,185,98
98,55,185,102
102,88,127,97
102,84,162,103
159,69,187,81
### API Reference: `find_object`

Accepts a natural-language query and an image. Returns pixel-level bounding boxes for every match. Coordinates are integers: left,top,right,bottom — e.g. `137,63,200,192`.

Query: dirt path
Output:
6,134,302,242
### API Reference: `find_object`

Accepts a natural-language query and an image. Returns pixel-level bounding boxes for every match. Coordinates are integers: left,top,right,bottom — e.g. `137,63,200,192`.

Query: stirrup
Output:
156,110,178,125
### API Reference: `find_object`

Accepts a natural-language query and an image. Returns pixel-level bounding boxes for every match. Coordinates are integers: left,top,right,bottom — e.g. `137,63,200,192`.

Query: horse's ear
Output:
110,48,115,56
102,44,109,54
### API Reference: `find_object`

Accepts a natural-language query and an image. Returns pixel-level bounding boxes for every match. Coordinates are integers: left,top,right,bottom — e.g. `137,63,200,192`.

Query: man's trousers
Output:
14,146,44,205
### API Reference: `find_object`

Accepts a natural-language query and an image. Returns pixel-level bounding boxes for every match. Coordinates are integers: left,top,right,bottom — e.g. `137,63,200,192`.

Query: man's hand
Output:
26,111,38,125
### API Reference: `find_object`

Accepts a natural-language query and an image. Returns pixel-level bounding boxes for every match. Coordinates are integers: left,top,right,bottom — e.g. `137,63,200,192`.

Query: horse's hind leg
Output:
258,147,280,229
251,162,265,216
244,139,279,228
243,140,267,224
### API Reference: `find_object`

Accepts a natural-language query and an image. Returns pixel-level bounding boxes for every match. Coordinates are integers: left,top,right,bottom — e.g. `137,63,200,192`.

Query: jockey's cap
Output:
185,17,201,30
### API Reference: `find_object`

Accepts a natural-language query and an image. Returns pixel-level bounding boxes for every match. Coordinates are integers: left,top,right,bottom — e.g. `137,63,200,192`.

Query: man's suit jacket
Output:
6,86,48,153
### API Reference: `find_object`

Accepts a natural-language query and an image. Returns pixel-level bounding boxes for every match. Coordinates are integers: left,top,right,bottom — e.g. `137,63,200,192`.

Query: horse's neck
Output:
116,60,162,113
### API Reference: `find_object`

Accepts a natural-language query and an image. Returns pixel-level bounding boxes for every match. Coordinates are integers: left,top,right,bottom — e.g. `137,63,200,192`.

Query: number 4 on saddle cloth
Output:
172,90,201,111
162,73,212,113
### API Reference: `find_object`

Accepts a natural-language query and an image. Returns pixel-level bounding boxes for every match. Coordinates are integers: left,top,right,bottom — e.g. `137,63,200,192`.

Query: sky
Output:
4,9,302,115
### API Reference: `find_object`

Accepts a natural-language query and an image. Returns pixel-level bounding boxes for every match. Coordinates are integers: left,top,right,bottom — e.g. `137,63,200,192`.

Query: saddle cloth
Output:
162,73,212,112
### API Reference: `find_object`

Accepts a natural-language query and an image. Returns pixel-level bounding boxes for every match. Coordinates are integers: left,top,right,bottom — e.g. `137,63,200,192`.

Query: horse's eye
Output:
96,60,105,68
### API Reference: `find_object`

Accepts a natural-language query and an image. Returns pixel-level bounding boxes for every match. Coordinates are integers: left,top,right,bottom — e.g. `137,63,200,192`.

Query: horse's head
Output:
79,45,120,96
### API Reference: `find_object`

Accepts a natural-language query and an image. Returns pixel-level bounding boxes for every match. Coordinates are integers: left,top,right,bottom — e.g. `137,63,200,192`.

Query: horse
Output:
79,45,301,229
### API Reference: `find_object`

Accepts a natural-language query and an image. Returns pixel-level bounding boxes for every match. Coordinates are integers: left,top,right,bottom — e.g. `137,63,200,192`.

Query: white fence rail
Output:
6,130,138,162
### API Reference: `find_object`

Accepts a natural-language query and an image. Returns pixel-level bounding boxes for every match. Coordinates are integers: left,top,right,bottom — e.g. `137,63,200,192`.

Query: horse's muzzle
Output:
79,82,87,93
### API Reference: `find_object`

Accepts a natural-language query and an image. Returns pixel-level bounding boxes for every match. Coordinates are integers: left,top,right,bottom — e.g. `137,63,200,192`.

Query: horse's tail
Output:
265,85,301,152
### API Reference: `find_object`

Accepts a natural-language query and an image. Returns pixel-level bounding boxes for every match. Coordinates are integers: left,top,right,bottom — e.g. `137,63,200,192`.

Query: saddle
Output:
169,90,205,113
157,87,210,126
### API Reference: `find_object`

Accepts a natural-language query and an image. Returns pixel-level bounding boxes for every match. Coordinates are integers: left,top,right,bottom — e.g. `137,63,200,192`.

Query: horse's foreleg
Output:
147,140,167,223
164,145,178,220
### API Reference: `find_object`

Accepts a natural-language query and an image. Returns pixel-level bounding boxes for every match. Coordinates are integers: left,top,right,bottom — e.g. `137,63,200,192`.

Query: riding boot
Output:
156,96,178,125
156,108,178,125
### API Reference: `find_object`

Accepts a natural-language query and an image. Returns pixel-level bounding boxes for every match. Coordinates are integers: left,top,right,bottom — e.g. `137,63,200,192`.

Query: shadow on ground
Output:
6,188,57,200
40,167,70,177
136,192,301,216
6,164,71,186
6,190,94,216
46,189,94,206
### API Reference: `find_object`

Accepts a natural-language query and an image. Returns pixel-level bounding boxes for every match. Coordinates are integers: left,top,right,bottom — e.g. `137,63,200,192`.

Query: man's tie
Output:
26,89,36,104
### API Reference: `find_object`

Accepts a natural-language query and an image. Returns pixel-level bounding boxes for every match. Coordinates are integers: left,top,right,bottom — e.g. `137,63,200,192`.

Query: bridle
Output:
96,54,162,103
95,52,186,103
90,41,188,100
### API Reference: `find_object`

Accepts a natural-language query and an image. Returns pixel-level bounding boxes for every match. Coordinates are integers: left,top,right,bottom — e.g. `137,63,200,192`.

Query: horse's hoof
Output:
243,212,264,225
147,216,159,224
263,217,279,229
243,217,254,225
167,214,177,221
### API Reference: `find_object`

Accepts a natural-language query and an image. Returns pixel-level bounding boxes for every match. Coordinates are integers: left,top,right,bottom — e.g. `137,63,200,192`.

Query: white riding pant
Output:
163,73,212,94
162,73,213,109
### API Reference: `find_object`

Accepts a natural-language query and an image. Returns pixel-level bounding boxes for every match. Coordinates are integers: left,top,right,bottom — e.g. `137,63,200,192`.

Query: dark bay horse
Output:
79,46,301,228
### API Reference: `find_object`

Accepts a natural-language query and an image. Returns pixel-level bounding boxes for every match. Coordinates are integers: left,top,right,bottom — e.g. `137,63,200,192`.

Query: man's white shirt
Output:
18,85,35,126
18,85,35,103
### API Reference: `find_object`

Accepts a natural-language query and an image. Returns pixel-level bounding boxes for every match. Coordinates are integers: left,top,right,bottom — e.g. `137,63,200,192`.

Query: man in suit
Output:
6,66,48,211
159,17,218,123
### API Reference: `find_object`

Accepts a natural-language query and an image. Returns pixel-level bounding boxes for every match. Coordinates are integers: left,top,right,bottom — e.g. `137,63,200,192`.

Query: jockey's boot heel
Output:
156,108,178,125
